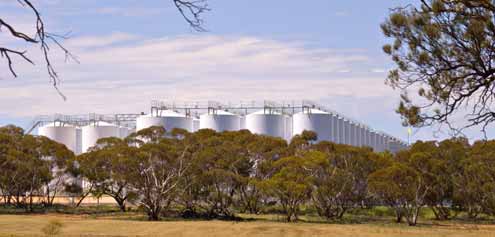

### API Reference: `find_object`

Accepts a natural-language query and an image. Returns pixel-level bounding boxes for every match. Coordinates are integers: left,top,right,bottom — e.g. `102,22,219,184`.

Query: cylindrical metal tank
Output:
285,115,293,141
330,115,339,143
199,110,241,132
82,121,121,153
245,109,286,139
136,110,193,132
371,132,379,152
193,118,200,132
349,122,357,146
38,122,78,154
292,109,332,142
240,116,246,130
119,126,131,138
344,120,352,145
338,117,345,145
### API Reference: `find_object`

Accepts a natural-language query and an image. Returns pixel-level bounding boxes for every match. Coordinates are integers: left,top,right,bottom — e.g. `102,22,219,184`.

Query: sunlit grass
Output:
1,212,495,237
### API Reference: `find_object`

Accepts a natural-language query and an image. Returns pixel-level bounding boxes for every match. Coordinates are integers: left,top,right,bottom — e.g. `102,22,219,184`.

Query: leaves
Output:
383,0,495,133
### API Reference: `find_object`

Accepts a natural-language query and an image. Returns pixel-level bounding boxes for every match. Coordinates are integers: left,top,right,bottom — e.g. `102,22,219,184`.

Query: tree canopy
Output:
383,0,495,134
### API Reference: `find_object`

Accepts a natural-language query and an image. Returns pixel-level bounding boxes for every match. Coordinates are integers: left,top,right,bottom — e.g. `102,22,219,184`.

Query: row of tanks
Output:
38,107,407,155
38,121,131,154
135,107,406,153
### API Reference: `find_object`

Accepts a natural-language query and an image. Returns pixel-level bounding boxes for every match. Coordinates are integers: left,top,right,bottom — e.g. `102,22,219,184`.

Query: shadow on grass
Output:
1,204,494,227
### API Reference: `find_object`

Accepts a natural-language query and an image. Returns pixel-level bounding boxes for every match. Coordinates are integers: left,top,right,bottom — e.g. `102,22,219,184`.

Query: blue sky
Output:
0,0,491,141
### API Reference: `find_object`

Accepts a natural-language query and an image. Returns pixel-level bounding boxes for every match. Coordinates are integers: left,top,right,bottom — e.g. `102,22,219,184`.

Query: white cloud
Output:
371,68,386,73
93,7,167,17
0,34,407,138
66,32,140,48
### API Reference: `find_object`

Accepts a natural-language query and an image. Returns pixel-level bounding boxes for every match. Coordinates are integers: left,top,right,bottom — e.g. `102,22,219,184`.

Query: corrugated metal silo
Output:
199,110,240,132
245,109,287,139
292,108,332,142
136,110,193,132
39,122,79,154
82,121,121,153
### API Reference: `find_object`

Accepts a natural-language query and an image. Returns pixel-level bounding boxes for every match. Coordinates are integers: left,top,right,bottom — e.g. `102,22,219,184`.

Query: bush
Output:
41,220,64,236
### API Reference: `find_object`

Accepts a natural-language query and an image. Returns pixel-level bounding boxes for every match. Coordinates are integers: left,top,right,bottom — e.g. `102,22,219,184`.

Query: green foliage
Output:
2,124,495,226
76,137,137,212
258,153,317,222
311,144,379,220
382,0,495,132
0,125,75,210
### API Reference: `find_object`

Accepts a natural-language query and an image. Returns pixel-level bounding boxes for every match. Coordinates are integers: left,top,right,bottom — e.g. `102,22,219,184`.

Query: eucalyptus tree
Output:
127,126,193,220
76,137,136,212
239,134,288,214
457,140,495,217
426,138,469,220
311,143,380,219
259,152,320,222
37,136,75,207
369,141,441,226
383,0,495,134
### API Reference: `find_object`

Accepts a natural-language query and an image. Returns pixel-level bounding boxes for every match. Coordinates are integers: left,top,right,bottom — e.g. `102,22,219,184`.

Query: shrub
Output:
41,220,64,236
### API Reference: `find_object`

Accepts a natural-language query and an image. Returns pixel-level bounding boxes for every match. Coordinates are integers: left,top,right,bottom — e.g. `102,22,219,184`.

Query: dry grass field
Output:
1,213,495,237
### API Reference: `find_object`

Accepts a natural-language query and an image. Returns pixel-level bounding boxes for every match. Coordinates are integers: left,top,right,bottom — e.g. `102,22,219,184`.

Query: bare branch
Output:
174,0,210,32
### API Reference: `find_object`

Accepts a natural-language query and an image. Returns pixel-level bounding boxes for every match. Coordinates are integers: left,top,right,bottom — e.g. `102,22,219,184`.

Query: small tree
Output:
259,153,318,222
311,143,379,219
77,137,136,212
369,163,419,225
456,140,495,217
369,142,439,226
127,127,192,220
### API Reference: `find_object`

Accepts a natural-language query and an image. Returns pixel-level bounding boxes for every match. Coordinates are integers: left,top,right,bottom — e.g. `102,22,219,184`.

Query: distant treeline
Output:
0,125,494,226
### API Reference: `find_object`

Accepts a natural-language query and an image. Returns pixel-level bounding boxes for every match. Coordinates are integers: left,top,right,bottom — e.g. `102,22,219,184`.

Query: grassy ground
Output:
1,212,495,237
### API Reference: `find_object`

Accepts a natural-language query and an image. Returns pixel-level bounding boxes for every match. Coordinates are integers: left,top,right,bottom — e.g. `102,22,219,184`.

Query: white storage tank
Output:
245,109,287,139
38,122,79,154
285,115,293,141
119,126,131,138
330,115,339,143
240,116,246,130
344,119,352,145
193,118,200,132
338,118,345,145
136,110,193,132
82,121,121,153
199,110,240,132
292,109,332,142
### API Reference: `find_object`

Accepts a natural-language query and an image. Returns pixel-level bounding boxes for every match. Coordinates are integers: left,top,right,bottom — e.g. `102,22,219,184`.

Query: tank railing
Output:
151,100,407,145
25,113,141,133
